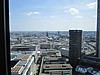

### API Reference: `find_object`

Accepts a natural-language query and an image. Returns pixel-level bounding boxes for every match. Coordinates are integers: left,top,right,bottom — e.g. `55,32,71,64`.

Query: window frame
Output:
0,0,99,75
0,0,10,75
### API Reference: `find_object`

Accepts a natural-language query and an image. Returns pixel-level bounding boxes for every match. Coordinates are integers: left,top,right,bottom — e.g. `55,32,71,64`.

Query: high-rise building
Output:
96,0,100,58
46,32,48,37
69,30,82,70
39,54,72,75
58,31,60,36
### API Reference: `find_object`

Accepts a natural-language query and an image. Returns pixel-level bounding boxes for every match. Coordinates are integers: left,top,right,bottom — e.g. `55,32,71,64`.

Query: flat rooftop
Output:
11,66,24,73
43,56,68,64
16,61,27,66
43,64,72,70
21,54,30,61
40,49,61,56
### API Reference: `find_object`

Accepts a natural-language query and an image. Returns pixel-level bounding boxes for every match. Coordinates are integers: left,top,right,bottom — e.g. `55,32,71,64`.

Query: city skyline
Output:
9,0,97,31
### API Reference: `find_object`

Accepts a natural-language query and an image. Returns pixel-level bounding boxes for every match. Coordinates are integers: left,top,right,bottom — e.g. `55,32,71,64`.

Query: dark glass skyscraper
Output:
69,30,82,70
96,0,100,58
46,32,49,37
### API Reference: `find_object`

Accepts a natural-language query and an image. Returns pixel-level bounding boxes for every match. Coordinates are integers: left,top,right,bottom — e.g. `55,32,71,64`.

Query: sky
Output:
9,0,97,31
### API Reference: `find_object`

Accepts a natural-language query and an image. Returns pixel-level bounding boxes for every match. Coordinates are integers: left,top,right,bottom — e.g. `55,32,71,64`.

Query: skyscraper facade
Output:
69,30,82,70
96,0,100,58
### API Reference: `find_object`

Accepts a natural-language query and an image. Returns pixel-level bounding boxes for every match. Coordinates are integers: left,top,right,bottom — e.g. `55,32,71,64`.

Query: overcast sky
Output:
9,0,97,31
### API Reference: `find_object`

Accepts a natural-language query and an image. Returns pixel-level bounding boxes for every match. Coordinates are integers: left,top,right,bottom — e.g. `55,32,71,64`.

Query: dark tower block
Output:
58,31,60,36
46,32,48,37
96,0,100,58
69,30,82,70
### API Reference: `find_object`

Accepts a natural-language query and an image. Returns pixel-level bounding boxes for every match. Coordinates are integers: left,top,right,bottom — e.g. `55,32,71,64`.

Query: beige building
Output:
42,64,72,75
11,51,35,75
39,56,72,75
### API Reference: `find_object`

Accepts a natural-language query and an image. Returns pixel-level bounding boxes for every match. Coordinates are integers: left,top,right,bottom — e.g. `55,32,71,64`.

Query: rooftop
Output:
40,49,61,56
16,61,27,66
11,66,24,73
43,64,72,70
21,54,30,61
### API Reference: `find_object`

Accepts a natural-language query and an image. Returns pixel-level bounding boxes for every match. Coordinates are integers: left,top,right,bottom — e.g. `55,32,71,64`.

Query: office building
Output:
40,49,61,57
39,42,53,49
97,0,100,58
39,56,72,75
60,48,69,57
46,32,49,37
11,51,35,75
41,64,72,75
69,30,82,70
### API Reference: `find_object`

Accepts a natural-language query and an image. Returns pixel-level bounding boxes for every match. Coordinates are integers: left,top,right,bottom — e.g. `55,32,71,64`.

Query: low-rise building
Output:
39,54,72,75
42,64,72,75
60,48,69,57
40,42,53,49
40,49,61,57
11,51,36,75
